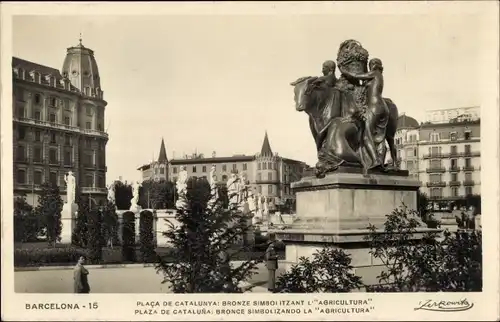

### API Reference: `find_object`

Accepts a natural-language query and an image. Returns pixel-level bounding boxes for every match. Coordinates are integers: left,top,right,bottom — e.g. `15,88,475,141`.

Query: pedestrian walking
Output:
74,256,90,293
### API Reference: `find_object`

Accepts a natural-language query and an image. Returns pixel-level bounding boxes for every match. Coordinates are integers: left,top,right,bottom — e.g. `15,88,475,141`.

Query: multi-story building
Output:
137,138,169,181
395,114,420,179
12,39,108,206
138,132,308,208
396,108,481,203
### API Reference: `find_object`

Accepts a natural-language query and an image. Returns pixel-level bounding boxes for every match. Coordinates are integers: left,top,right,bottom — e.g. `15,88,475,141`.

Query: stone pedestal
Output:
61,202,78,244
273,168,437,285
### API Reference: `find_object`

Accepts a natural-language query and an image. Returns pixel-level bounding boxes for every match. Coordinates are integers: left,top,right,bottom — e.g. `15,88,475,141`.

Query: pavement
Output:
14,262,284,293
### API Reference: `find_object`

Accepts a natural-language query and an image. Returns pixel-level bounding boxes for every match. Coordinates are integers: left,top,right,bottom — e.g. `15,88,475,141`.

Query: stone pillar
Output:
61,203,78,244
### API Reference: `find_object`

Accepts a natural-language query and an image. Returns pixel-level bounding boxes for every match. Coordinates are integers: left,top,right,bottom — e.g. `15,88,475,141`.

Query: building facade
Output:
138,132,308,208
395,108,481,202
12,39,108,206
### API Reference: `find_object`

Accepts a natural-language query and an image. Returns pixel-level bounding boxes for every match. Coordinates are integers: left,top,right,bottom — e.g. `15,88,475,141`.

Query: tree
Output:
139,179,176,209
102,201,119,248
14,196,40,242
364,205,482,292
139,210,156,262
72,185,88,247
87,207,103,264
275,247,363,293
156,177,261,293
121,211,136,262
35,183,63,246
115,181,133,210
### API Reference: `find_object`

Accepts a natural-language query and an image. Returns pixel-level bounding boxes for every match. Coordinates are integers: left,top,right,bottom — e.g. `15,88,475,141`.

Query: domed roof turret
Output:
61,37,102,95
397,114,419,129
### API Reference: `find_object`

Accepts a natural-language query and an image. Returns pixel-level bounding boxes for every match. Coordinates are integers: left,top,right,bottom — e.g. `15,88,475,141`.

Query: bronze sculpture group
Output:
291,39,400,178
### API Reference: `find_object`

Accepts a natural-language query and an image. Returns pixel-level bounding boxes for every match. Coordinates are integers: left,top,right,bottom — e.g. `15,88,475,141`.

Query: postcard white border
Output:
1,1,499,321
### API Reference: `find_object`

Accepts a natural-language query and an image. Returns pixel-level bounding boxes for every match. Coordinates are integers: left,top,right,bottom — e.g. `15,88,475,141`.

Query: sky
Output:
11,10,488,182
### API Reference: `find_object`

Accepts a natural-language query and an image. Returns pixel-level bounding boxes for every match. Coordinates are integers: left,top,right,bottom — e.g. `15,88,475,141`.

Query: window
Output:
160,168,165,174
84,153,92,166
232,164,237,171
465,158,471,167
450,158,458,168
49,149,58,164
465,172,472,181
258,185,262,194
452,187,458,197
464,131,471,140
263,163,267,170
50,133,57,144
258,163,261,170
34,171,42,185
34,131,41,142
33,147,42,162
430,133,440,142
49,113,56,123
34,110,41,120
257,173,262,181
222,174,228,181
430,188,442,198
18,127,26,140
451,173,458,181
64,135,71,145
172,167,177,174
64,116,70,125
98,176,104,188
49,172,57,185
98,124,103,131
222,165,227,172
85,138,91,148
202,166,207,172
268,185,273,194
268,162,272,169
450,145,457,155
243,163,247,171
268,172,272,181
86,175,94,187
86,122,91,129
430,146,441,156
64,150,71,166
192,166,197,173
464,144,471,153
50,97,56,106
430,160,442,168
86,106,92,115
429,174,442,182
406,161,414,171
17,169,26,184
16,145,25,161
465,187,472,195
17,106,25,118
450,132,457,141
34,94,41,105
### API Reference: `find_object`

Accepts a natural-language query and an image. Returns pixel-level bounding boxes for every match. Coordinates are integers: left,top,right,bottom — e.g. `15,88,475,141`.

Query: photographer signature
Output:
414,299,474,312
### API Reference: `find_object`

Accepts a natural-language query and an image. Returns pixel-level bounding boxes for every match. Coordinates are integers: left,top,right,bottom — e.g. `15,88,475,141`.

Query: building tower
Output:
12,37,108,206
137,138,169,181
395,114,420,179
255,131,279,204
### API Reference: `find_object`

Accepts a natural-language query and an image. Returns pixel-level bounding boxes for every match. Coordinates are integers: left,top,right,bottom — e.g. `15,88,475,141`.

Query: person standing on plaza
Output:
74,256,90,293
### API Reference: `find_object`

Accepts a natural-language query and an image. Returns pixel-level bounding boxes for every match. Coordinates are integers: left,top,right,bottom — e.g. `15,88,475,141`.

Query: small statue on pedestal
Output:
175,166,188,210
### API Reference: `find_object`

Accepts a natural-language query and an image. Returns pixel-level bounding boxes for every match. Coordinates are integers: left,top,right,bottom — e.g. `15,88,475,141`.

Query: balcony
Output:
463,151,481,157
449,181,461,187
426,181,447,188
426,167,446,173
423,153,448,159
449,166,460,172
449,151,460,158
463,180,475,186
13,117,109,139
15,156,28,163
462,166,475,171
81,187,107,194
255,179,280,184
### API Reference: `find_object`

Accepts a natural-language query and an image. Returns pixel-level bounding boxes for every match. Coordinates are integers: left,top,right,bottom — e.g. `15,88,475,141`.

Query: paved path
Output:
15,263,283,293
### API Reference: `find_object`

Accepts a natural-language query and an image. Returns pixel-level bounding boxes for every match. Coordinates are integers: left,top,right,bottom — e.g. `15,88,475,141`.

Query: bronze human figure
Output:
291,40,400,177
311,60,338,89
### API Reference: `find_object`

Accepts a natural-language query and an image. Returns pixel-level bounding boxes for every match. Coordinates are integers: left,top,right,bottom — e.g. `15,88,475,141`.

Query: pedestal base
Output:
61,203,78,244
273,170,439,285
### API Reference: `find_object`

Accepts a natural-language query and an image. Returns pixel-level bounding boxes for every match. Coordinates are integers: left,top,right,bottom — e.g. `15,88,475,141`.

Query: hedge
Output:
14,246,89,267
139,211,156,263
121,212,136,262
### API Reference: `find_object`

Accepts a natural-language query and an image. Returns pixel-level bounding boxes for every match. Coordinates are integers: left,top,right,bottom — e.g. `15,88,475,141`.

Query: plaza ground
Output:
14,262,284,293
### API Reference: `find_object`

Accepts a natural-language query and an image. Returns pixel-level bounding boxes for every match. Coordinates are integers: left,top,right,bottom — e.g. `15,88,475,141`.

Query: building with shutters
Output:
137,132,308,208
12,38,108,206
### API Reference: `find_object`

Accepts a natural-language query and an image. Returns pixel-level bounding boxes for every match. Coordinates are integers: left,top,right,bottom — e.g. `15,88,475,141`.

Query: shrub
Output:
275,247,363,293
156,177,261,293
364,205,482,292
87,208,103,264
121,211,136,262
114,181,133,210
14,246,88,267
102,201,119,248
139,210,156,263
14,196,41,242
35,183,63,245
